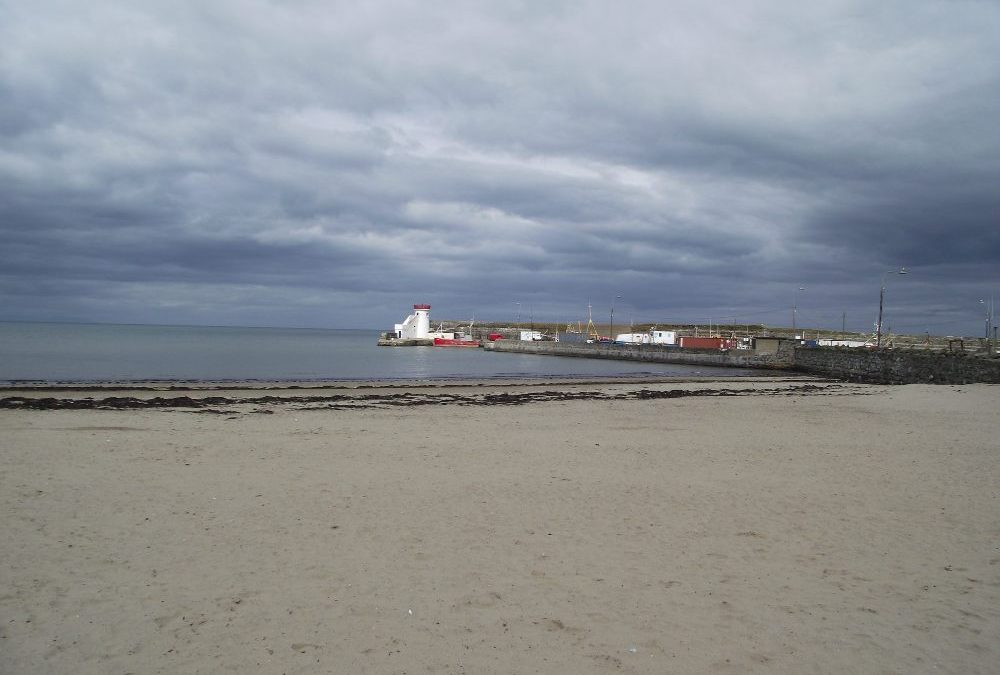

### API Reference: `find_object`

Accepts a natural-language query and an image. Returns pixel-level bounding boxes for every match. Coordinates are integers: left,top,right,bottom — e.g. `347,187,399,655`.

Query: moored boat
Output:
433,315,480,347
433,336,481,347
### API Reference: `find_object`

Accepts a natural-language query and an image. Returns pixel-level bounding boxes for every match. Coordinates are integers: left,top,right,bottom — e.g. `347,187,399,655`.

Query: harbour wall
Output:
484,341,1000,384
791,347,1000,384
377,338,434,346
483,341,794,371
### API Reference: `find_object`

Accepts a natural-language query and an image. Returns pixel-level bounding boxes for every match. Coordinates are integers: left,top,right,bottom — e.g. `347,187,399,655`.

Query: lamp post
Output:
792,286,805,337
609,295,622,342
876,268,908,348
980,297,994,340
514,301,521,326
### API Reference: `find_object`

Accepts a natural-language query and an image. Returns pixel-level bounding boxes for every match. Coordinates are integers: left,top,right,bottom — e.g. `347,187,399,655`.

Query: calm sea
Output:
0,322,756,383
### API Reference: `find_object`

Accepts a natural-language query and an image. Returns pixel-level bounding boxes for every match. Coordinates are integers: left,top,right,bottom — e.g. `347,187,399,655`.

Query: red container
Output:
487,333,504,341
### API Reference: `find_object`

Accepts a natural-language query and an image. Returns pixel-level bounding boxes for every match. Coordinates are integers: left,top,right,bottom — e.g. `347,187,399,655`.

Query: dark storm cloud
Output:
1,1,998,333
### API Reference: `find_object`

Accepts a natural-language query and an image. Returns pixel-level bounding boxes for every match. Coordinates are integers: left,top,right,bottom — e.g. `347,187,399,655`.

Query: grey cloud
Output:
1,1,998,334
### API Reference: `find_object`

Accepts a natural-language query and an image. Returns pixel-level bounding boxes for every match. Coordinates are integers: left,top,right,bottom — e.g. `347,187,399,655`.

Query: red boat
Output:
433,316,480,347
433,337,481,347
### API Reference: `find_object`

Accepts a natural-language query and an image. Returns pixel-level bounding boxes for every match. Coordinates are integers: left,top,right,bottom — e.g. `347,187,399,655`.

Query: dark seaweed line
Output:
0,384,844,411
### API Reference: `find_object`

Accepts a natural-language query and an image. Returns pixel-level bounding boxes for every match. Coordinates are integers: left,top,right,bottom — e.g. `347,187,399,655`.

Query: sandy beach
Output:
1,378,997,674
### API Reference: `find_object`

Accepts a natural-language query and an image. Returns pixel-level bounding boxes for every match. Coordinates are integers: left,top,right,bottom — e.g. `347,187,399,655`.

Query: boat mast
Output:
586,303,600,341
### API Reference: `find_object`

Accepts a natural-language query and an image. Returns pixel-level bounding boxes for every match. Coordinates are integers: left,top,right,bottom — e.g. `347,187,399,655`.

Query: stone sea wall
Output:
790,347,1000,384
377,338,434,346
483,340,794,371
485,340,1000,384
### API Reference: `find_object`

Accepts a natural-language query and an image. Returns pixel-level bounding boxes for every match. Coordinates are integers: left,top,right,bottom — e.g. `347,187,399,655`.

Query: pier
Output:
484,340,792,371
484,339,1000,384
377,337,433,346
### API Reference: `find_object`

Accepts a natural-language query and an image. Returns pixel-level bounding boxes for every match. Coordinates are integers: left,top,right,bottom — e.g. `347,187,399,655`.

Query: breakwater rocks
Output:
485,340,1000,384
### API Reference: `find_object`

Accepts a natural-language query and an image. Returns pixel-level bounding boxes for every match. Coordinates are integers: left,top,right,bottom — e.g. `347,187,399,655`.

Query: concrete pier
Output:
484,339,1000,384
377,338,434,347
484,340,793,371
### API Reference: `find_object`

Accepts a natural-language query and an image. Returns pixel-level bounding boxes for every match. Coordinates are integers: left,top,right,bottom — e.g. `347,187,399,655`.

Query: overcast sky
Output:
2,1,998,336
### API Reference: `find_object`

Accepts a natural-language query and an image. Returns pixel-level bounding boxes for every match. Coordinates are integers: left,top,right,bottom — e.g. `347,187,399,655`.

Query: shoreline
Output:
0,369,795,391
1,376,836,412
0,371,803,392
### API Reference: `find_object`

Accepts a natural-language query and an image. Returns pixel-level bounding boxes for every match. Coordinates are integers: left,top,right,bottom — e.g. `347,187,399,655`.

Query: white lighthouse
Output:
394,304,431,339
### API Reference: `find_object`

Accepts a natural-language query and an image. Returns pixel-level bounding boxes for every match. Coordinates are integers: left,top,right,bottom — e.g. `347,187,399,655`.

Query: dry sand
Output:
1,379,997,674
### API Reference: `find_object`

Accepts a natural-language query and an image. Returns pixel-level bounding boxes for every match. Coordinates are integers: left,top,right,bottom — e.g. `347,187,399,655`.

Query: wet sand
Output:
1,379,997,674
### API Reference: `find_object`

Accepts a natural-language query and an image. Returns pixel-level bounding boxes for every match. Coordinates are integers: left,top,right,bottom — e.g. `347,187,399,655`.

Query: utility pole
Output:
609,295,621,342
877,268,908,348
792,286,804,336
981,295,994,341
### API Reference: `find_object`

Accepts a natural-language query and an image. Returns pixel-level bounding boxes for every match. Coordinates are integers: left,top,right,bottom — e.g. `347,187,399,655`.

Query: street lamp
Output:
609,295,622,343
792,286,805,337
514,301,521,326
980,297,994,340
876,268,908,348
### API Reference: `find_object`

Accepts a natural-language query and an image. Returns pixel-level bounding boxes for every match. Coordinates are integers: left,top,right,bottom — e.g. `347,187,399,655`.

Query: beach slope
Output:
1,380,997,674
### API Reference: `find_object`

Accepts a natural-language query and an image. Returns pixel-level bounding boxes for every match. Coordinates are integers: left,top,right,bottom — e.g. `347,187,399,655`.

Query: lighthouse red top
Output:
413,304,431,310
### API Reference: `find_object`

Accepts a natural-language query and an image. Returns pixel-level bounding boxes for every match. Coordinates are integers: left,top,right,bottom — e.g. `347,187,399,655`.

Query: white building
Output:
394,304,431,339
614,330,677,345
817,339,867,348
651,330,676,345
615,332,650,344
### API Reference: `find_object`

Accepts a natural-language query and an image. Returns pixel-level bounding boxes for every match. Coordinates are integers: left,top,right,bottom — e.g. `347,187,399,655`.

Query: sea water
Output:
0,322,756,383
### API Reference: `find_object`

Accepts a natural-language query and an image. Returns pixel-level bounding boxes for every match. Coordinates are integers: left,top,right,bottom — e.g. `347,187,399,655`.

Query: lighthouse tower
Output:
394,304,431,339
